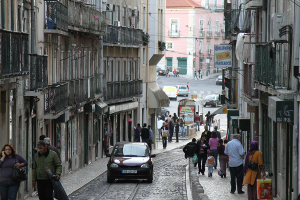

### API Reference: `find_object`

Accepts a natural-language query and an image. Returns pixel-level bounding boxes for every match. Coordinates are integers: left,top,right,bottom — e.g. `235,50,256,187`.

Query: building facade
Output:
165,0,227,77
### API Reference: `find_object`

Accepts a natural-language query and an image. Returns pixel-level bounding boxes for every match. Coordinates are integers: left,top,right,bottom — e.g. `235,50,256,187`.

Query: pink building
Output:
165,0,228,77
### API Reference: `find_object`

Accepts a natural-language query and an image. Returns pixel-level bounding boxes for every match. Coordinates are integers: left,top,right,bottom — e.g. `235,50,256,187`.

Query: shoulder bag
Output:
12,158,27,182
247,152,259,171
162,130,169,137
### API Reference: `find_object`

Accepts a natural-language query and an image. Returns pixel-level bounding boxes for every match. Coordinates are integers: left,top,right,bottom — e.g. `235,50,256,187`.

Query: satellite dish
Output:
236,33,245,61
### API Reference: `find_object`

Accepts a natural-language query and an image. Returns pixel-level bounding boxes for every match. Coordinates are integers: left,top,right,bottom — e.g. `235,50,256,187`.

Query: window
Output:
88,51,91,77
205,0,209,9
123,7,126,26
199,41,203,52
215,20,219,32
117,6,120,21
143,6,146,31
167,42,173,50
128,8,132,27
143,48,146,65
84,51,87,77
207,21,211,31
207,41,210,51
68,51,71,80
221,0,224,8
123,61,127,81
79,50,82,78
117,61,120,81
171,19,179,35
199,20,204,36
110,61,114,82
214,0,217,8
73,50,76,79
135,60,139,79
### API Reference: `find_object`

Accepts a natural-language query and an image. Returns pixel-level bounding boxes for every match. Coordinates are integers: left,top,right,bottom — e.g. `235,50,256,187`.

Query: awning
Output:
211,105,228,115
149,54,164,66
95,101,108,115
148,82,169,108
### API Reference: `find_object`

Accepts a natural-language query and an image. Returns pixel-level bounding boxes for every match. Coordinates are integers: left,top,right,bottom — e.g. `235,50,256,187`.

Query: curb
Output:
188,159,210,200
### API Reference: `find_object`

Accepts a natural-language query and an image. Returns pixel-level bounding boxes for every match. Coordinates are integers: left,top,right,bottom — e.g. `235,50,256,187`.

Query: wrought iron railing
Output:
74,79,80,105
45,82,68,114
1,32,29,77
103,25,144,45
168,30,180,37
69,80,75,105
199,31,205,38
106,82,113,100
106,80,143,101
120,81,128,99
206,31,212,38
90,77,95,99
30,55,48,90
114,82,120,99
95,73,102,94
224,7,240,38
45,0,68,31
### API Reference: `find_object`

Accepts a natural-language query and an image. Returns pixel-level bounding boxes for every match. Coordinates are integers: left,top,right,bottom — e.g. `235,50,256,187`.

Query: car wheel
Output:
107,174,114,183
147,170,153,183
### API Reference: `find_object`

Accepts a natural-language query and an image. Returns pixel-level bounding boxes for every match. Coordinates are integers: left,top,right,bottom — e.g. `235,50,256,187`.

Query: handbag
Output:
162,130,169,137
247,152,259,171
192,155,198,163
12,158,27,182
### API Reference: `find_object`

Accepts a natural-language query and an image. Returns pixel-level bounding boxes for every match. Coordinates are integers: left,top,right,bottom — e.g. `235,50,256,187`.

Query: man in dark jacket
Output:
44,137,61,162
141,123,150,143
202,125,211,142
134,123,141,142
175,119,180,142
183,138,197,158
172,113,178,122
168,118,174,142
196,135,209,175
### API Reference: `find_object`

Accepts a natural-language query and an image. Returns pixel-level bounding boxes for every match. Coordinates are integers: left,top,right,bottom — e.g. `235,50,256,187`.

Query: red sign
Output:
193,58,196,62
179,106,195,124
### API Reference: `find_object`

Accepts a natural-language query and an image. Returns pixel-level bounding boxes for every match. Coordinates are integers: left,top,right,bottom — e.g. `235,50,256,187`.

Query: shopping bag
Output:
192,155,198,163
257,179,272,199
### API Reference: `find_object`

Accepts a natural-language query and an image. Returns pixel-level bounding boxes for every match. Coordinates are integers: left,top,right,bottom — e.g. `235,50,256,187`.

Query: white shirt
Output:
157,119,163,129
224,139,244,167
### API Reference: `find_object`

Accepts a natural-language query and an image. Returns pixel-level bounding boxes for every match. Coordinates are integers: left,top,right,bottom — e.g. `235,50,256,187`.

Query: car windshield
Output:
179,86,188,90
218,76,222,79
112,144,149,157
205,95,217,100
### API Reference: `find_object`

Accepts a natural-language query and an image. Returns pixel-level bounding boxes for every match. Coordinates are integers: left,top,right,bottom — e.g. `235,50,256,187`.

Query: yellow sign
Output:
223,108,228,113
164,88,176,92
216,51,231,62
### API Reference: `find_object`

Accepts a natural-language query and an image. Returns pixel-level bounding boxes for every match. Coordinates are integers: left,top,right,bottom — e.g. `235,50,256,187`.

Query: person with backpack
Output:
183,138,197,159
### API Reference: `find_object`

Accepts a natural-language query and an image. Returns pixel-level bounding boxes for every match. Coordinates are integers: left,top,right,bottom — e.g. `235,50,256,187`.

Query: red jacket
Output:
195,114,200,121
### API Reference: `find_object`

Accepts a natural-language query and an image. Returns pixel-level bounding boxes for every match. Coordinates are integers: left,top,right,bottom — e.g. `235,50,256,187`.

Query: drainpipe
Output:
31,0,35,54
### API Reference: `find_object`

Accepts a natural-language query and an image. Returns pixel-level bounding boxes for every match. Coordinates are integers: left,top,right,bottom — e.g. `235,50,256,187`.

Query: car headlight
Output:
141,164,149,168
110,163,119,168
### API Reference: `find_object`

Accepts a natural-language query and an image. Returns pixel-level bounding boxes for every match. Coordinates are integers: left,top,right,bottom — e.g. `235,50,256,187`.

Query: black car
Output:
204,94,220,107
216,75,223,85
106,142,155,183
156,68,166,76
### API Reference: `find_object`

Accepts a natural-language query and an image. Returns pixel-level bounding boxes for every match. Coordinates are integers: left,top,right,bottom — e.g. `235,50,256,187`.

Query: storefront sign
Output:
247,104,255,113
268,96,294,123
214,44,232,68
179,106,195,124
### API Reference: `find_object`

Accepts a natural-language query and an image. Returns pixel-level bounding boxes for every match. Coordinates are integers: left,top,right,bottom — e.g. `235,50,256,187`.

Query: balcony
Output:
206,31,212,38
214,31,220,38
69,78,89,106
199,31,205,38
45,82,68,114
224,7,241,38
1,32,29,78
245,0,263,10
68,0,102,33
103,25,144,46
168,30,180,37
106,80,143,101
45,0,68,32
30,55,48,90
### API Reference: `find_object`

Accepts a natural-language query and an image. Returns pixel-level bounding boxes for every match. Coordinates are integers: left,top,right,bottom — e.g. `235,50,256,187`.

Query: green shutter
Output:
177,57,187,75
166,57,173,72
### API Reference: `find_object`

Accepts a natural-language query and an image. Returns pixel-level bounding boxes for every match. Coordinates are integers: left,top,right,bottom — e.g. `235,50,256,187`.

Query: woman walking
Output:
243,141,265,200
217,139,227,178
0,144,28,200
196,135,209,175
209,131,219,169
161,122,169,149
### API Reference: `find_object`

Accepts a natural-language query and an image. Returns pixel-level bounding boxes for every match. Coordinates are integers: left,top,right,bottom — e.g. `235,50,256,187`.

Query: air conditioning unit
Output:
271,13,287,41
114,21,120,26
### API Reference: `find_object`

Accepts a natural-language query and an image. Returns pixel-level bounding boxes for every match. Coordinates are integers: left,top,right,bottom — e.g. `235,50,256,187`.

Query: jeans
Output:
169,129,174,142
142,138,149,143
229,164,244,193
174,73,176,77
158,129,161,141
211,149,218,168
194,75,198,79
206,121,211,131
197,153,207,174
180,126,185,137
162,137,167,148
0,179,20,200
196,121,200,131
37,179,54,200
175,130,179,142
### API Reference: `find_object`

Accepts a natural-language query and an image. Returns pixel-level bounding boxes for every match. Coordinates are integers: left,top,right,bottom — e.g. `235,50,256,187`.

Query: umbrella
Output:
46,168,69,200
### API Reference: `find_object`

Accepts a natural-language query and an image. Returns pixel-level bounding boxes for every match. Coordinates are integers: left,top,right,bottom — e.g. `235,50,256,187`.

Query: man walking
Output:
212,126,221,139
134,123,141,142
183,138,197,159
157,117,164,141
201,125,211,142
147,125,153,151
224,134,245,194
168,118,174,142
180,115,186,137
32,141,62,200
172,113,178,122
141,123,150,143
205,111,212,131
195,112,201,131
174,119,180,142
44,137,61,162
194,71,198,79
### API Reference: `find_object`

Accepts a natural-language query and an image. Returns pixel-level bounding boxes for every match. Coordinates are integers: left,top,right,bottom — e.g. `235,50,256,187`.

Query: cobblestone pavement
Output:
197,165,248,200
69,149,188,200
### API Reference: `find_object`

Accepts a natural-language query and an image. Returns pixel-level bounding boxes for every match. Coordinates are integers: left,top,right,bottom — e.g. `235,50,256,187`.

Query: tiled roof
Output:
166,0,202,8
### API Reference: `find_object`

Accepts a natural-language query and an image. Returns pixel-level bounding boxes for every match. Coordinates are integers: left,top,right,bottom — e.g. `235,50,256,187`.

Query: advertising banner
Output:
179,106,195,124
214,45,232,68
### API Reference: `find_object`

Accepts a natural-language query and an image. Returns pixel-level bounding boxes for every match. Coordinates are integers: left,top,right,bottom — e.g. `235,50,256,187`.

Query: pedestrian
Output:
141,123,150,143
134,123,141,142
243,141,265,199
224,134,245,194
187,82,189,90
147,125,153,152
173,69,176,77
195,112,201,131
172,113,178,122
218,139,227,178
167,115,172,123
32,141,62,200
0,144,28,200
202,125,211,142
207,151,215,177
161,122,168,149
209,131,219,169
194,71,198,79
168,118,174,142
43,137,61,162
165,67,169,77
157,117,164,141
212,126,221,139
205,111,212,131
183,138,197,159
180,115,186,137
161,114,165,121
198,69,201,79
196,135,209,175
174,119,180,142
224,139,228,147
177,69,180,77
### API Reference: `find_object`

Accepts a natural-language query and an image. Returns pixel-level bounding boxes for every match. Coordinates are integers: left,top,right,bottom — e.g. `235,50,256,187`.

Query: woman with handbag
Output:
242,141,265,200
161,122,169,149
0,144,28,200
